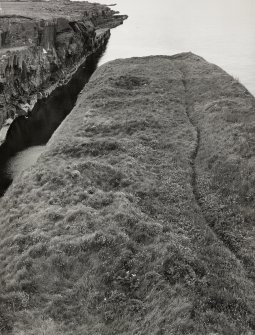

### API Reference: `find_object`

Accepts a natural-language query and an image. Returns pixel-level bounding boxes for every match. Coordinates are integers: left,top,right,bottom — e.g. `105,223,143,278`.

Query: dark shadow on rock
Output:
0,42,107,197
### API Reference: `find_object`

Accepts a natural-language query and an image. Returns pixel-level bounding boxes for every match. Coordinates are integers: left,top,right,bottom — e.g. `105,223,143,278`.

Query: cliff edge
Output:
0,0,127,131
0,54,254,334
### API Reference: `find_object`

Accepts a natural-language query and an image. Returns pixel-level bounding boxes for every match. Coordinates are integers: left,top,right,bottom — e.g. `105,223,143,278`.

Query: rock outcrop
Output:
0,54,254,334
0,0,127,130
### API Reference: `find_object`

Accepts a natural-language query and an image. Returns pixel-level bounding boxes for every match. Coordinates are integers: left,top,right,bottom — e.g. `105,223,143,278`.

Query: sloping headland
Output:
0,53,254,334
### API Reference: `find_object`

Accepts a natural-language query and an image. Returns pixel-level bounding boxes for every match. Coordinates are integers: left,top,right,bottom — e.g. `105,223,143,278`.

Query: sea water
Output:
97,0,255,95
6,145,45,179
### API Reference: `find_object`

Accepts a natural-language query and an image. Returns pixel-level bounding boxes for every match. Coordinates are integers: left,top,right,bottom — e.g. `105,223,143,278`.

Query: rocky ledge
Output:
0,0,127,134
0,54,255,334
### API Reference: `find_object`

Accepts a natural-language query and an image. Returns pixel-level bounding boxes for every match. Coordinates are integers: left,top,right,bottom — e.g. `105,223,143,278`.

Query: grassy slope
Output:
0,54,254,334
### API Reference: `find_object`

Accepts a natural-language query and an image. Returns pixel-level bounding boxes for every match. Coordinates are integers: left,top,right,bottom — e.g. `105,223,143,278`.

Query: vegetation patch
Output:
0,54,254,334
111,75,150,90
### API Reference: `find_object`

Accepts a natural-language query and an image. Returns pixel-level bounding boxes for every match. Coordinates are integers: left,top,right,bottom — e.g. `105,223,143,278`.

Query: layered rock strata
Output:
0,0,127,131
0,54,254,334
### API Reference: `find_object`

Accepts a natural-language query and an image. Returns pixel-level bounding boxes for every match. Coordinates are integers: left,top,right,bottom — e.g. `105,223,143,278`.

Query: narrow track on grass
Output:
181,76,202,209
180,71,250,273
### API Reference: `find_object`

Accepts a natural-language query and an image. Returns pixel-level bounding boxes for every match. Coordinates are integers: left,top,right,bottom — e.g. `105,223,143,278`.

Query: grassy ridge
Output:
0,54,254,334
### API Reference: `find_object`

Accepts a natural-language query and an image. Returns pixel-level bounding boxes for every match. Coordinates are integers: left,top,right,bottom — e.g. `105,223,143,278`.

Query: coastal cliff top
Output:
0,0,116,20
0,53,255,334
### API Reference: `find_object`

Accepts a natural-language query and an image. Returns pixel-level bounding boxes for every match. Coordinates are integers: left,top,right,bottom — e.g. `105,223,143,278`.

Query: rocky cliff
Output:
0,54,254,334
0,0,127,130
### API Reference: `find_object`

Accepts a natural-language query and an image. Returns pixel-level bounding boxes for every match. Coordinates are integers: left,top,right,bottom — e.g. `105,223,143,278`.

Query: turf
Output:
0,53,254,334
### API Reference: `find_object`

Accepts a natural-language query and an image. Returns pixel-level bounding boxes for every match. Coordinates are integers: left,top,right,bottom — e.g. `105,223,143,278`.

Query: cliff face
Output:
0,54,254,334
0,1,127,129
0,46,106,196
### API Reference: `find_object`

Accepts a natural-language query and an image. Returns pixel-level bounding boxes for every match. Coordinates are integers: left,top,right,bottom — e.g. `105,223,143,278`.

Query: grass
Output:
177,58,255,279
0,1,116,21
0,53,254,334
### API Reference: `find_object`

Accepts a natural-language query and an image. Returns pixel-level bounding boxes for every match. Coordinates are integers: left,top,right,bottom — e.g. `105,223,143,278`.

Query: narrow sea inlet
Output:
0,44,107,195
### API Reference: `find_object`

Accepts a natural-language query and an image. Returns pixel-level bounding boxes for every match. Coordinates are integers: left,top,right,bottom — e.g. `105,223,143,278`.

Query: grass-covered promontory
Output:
0,53,255,334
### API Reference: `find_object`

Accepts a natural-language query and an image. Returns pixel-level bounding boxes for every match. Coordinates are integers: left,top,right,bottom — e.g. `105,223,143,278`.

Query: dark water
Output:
0,43,107,196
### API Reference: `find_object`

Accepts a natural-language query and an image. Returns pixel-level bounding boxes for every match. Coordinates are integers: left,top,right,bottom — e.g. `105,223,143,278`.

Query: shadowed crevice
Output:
0,42,108,197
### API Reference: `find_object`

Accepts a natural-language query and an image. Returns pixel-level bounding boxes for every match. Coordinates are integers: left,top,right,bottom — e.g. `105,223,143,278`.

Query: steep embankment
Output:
0,54,254,334
0,46,106,197
0,0,127,129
